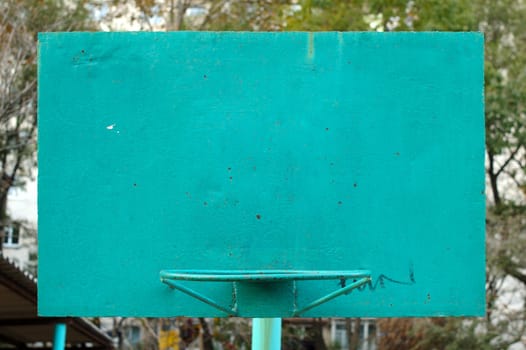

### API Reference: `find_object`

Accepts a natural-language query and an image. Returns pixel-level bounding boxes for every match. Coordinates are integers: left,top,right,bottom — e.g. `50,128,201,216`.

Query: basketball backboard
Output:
38,32,485,318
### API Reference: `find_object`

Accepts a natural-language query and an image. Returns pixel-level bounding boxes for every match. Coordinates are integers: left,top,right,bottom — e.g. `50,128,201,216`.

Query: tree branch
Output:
496,144,522,177
487,148,502,205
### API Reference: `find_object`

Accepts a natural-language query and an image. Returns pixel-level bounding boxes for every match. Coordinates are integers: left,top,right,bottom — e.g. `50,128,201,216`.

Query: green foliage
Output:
282,0,477,32
284,0,369,31
413,319,493,350
410,0,477,31
482,0,526,157
200,0,291,31
210,318,250,349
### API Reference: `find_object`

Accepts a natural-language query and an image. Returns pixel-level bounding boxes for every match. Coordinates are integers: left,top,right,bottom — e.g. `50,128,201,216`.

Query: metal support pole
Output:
251,318,281,350
53,323,67,350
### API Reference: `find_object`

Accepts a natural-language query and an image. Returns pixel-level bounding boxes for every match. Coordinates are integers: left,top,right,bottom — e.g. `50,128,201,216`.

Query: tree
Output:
86,0,291,31
0,0,91,251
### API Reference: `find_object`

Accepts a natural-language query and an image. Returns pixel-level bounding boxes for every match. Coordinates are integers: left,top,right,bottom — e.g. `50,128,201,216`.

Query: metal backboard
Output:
38,32,485,318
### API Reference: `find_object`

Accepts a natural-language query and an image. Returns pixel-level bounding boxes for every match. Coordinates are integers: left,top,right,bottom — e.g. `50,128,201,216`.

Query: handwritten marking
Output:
341,265,416,293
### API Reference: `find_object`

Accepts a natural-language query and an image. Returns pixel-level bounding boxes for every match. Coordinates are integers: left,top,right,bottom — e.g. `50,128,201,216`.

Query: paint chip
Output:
106,124,116,130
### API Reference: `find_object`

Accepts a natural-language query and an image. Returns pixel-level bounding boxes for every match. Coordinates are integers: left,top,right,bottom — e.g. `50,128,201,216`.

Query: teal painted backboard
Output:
38,32,485,318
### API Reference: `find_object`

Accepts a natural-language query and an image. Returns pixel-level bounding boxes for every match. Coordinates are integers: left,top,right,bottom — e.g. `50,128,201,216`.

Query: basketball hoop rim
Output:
160,269,372,282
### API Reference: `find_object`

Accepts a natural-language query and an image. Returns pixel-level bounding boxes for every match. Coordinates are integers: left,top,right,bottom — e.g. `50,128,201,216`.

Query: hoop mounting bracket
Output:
160,269,371,317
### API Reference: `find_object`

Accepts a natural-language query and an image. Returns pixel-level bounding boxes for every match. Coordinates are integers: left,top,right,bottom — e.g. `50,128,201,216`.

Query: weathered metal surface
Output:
38,32,485,317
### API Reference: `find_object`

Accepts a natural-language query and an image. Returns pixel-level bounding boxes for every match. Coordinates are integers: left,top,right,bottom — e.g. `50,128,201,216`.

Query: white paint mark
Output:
106,123,116,130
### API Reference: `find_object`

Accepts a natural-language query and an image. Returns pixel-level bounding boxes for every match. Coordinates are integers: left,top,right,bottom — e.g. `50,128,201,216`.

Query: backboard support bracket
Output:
160,269,371,317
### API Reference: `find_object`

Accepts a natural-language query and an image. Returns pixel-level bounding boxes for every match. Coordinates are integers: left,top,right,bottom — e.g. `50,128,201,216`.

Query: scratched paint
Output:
307,32,315,60
38,32,485,318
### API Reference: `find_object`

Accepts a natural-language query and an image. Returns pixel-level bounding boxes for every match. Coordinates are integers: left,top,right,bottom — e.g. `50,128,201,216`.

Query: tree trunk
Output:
0,190,6,251
487,150,501,206
312,318,328,350
199,318,214,350
167,0,186,31
113,317,126,350
345,318,352,349
350,318,361,350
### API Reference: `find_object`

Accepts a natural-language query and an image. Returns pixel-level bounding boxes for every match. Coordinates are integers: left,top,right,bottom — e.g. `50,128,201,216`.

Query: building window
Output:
125,326,141,345
3,223,20,247
331,319,377,350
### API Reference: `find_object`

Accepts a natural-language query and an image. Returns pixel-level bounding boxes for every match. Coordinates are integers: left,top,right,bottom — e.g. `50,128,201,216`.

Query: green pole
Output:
53,323,66,350
251,318,281,350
